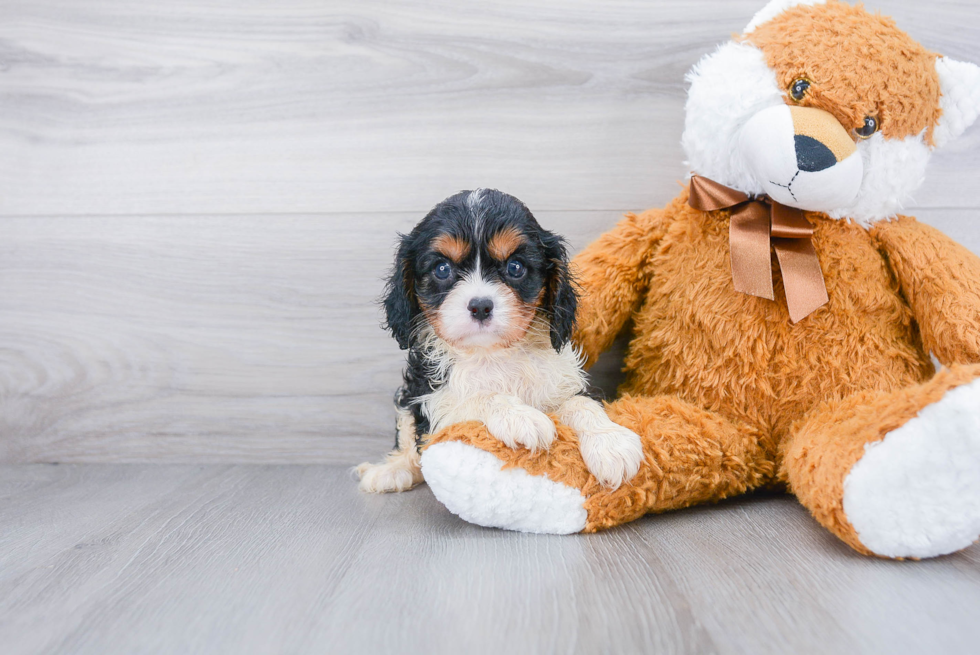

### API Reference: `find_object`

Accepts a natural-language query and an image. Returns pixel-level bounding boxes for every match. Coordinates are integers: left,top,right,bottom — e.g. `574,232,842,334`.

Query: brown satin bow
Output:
688,175,829,323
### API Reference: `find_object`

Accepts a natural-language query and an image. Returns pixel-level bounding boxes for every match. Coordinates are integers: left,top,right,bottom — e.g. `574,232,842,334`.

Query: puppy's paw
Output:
579,424,644,489
485,401,556,452
355,460,424,493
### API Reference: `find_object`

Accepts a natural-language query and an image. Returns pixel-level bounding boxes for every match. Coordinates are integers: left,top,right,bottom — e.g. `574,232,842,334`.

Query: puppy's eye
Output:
506,259,526,279
433,261,452,280
789,78,810,102
854,116,879,139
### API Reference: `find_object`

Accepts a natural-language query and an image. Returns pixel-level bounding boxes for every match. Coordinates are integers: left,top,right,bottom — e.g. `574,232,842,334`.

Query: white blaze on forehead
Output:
743,0,826,34
467,188,487,239
466,188,485,210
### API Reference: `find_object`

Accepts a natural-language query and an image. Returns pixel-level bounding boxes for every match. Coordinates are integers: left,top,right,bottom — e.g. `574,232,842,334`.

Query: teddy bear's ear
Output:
933,57,980,149
743,0,826,34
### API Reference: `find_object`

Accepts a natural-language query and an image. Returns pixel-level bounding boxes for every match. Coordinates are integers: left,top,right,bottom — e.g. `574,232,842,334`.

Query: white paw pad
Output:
579,424,644,489
355,461,422,494
420,442,587,534
484,402,556,452
844,378,980,558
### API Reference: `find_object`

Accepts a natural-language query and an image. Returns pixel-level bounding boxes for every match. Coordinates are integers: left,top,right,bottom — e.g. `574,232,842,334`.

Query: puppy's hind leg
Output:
355,407,425,493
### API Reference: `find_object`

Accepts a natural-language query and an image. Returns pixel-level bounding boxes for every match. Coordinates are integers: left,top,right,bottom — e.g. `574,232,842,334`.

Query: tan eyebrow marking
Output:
431,234,471,262
488,226,526,261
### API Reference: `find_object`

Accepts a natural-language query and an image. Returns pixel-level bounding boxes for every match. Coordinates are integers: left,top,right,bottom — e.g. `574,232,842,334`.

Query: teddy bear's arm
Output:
571,207,670,368
872,216,980,365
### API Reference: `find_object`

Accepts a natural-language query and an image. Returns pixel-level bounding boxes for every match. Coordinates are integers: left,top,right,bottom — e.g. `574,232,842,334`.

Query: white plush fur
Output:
557,396,643,490
827,131,932,225
421,441,588,534
743,0,826,34
682,41,786,198
738,104,864,212
843,378,980,559
934,56,980,149
682,9,980,226
355,406,425,493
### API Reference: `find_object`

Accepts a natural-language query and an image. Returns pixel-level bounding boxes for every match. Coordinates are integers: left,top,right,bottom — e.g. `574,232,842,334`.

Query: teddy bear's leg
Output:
421,394,774,534
782,365,980,559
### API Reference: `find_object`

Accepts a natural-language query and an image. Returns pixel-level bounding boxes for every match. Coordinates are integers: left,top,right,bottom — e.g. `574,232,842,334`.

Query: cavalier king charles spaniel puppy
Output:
356,189,643,493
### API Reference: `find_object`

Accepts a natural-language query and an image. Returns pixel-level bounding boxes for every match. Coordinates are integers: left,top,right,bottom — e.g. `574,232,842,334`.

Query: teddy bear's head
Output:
682,0,980,224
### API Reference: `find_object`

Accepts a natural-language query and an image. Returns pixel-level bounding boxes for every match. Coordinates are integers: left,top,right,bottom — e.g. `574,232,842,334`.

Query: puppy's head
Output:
383,189,576,352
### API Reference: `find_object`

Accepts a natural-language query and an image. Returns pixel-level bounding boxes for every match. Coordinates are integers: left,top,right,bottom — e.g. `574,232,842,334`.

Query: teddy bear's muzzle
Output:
738,104,863,214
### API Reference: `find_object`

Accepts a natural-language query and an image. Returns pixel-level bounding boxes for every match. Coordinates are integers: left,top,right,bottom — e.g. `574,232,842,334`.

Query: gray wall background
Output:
2,0,979,463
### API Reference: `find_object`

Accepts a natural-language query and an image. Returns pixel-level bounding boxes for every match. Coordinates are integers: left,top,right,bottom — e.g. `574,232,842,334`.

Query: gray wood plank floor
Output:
2,464,978,655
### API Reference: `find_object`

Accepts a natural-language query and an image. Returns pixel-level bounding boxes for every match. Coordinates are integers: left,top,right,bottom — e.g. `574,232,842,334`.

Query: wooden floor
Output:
3,1,980,652
2,464,979,655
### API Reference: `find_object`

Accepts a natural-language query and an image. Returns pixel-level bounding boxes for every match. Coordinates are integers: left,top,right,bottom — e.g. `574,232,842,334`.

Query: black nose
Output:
795,134,838,173
467,297,494,322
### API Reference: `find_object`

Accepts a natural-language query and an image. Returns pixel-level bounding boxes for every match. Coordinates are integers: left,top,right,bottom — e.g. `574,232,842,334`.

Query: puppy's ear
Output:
541,231,577,352
382,236,420,350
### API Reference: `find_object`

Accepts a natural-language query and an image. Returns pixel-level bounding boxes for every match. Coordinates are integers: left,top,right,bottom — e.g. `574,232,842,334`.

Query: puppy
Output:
355,189,643,493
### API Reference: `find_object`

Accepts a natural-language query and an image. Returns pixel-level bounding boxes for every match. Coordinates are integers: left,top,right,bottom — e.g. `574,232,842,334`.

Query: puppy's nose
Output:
794,135,838,173
467,297,494,322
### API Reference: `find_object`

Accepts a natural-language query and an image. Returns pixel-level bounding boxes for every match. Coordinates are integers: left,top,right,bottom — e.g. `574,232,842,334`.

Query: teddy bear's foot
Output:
843,377,980,559
785,365,980,559
421,441,588,534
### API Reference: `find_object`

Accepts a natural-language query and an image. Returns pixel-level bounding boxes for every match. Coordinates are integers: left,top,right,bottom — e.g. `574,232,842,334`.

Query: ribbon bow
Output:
688,175,829,324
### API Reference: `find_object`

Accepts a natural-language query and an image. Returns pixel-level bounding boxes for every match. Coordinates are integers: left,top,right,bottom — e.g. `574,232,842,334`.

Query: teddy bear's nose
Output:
795,135,838,173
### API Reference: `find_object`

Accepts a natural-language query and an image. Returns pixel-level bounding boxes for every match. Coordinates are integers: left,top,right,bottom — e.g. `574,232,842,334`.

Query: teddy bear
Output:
416,0,980,559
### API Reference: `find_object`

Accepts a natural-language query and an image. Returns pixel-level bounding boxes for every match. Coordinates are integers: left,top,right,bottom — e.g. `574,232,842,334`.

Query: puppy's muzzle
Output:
467,297,494,323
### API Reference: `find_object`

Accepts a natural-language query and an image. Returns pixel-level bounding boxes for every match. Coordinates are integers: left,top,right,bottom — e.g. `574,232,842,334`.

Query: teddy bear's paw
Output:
484,400,556,452
354,459,424,494
420,441,587,534
578,423,644,489
843,377,980,559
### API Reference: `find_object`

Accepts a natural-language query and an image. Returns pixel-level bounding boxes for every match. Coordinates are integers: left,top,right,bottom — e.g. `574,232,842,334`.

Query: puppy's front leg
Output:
448,394,556,452
355,407,425,493
558,395,643,489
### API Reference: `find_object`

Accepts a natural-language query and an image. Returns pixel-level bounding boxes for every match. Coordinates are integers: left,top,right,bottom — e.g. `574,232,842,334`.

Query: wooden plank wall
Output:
2,0,979,463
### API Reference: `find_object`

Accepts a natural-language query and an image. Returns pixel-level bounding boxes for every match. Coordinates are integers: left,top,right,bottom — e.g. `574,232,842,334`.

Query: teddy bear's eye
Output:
854,116,879,139
789,78,810,102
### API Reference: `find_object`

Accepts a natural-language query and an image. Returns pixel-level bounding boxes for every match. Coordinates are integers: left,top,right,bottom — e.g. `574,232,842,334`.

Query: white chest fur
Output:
418,331,587,433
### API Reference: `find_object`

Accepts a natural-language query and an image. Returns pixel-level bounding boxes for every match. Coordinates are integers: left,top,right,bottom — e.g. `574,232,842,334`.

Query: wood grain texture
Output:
1,0,979,216
1,464,978,655
1,0,979,464
0,209,625,463
1,207,978,463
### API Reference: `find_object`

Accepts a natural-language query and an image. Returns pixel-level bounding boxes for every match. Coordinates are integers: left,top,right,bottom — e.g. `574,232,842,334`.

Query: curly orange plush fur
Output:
419,1,980,559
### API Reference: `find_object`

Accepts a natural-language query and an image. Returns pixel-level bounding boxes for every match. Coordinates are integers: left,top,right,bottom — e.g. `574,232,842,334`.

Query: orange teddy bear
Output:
419,0,980,559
